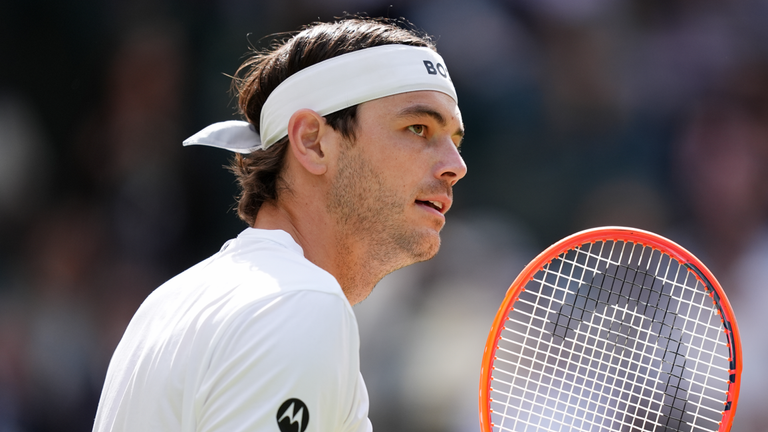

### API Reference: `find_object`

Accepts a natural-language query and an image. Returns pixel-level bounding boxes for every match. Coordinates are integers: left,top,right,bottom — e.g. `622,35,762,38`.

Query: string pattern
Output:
489,240,731,432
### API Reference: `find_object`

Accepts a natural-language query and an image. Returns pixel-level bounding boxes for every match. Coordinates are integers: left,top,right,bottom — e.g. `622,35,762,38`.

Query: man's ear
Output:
286,109,332,175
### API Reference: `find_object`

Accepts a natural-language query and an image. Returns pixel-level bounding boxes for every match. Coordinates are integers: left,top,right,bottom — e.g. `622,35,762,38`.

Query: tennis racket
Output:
479,227,741,432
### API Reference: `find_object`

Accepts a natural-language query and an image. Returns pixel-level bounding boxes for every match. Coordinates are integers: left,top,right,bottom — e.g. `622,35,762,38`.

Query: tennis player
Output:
92,17,466,432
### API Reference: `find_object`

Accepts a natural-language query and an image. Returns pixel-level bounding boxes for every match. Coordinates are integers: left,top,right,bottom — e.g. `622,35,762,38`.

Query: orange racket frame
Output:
479,226,742,432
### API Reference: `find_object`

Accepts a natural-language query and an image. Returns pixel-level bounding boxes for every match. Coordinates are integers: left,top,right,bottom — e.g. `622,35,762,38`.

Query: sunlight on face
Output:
327,90,466,270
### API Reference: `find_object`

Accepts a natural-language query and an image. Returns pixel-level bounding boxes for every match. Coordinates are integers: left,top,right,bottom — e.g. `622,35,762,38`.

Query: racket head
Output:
479,226,741,432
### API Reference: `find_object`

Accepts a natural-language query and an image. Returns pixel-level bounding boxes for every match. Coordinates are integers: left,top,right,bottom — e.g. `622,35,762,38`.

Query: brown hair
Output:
229,17,435,226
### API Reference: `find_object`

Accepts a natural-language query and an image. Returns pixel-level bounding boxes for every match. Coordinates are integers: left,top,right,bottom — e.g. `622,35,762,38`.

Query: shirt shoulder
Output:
141,228,346,325
186,228,342,297
198,289,369,432
94,229,371,432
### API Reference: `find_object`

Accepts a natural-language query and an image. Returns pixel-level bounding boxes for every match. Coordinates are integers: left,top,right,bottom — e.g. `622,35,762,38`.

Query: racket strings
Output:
489,241,731,432
496,248,724,430
491,324,677,432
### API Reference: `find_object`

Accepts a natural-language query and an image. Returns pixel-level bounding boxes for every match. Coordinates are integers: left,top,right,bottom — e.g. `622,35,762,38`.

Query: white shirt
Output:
93,229,372,432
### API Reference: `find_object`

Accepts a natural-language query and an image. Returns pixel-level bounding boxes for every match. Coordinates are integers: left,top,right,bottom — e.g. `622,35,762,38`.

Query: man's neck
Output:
252,202,389,305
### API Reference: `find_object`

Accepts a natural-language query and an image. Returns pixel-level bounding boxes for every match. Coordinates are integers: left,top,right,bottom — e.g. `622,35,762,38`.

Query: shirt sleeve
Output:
194,290,372,432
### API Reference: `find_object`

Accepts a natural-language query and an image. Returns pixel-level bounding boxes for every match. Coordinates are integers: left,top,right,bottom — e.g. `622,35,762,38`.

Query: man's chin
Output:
404,229,442,264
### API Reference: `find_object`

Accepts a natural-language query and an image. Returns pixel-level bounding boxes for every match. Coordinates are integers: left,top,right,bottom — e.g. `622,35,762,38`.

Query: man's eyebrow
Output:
396,105,465,146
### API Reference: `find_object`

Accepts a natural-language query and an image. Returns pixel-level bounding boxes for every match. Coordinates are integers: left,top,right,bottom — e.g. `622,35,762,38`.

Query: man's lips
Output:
415,197,450,214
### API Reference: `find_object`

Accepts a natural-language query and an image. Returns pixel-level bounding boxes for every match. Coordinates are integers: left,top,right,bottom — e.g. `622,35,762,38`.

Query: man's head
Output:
228,18,440,226
183,17,466,301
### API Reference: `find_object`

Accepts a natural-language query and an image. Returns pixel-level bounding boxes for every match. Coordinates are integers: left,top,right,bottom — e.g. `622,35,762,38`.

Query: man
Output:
93,17,466,432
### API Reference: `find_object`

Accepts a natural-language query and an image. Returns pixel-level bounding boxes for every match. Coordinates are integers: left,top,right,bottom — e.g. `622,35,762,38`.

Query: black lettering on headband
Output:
423,60,449,79
423,60,437,75
436,63,447,77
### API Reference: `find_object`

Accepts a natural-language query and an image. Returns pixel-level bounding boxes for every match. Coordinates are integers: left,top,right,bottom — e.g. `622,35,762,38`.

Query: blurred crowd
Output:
1,0,767,431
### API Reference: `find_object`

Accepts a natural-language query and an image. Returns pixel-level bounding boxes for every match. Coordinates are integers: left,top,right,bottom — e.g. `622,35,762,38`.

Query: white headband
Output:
183,44,456,153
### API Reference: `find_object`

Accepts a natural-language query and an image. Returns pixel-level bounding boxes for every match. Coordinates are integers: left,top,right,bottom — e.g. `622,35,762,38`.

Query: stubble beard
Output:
327,147,442,280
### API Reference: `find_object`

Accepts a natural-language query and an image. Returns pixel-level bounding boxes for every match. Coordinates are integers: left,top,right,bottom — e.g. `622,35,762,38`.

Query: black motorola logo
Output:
276,398,309,432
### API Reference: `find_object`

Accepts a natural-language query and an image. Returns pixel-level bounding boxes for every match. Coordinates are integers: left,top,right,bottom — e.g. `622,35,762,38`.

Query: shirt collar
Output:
236,228,305,256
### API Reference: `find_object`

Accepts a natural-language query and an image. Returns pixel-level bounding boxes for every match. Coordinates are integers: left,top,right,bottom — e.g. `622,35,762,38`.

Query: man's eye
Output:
408,125,426,137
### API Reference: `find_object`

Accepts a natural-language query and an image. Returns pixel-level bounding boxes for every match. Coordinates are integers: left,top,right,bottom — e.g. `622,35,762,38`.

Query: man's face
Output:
327,90,466,268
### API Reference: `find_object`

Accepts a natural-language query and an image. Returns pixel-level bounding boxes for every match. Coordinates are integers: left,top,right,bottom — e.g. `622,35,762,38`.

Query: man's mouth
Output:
417,200,444,212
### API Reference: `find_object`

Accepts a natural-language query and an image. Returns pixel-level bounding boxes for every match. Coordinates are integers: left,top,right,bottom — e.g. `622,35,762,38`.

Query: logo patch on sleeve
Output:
276,398,309,432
